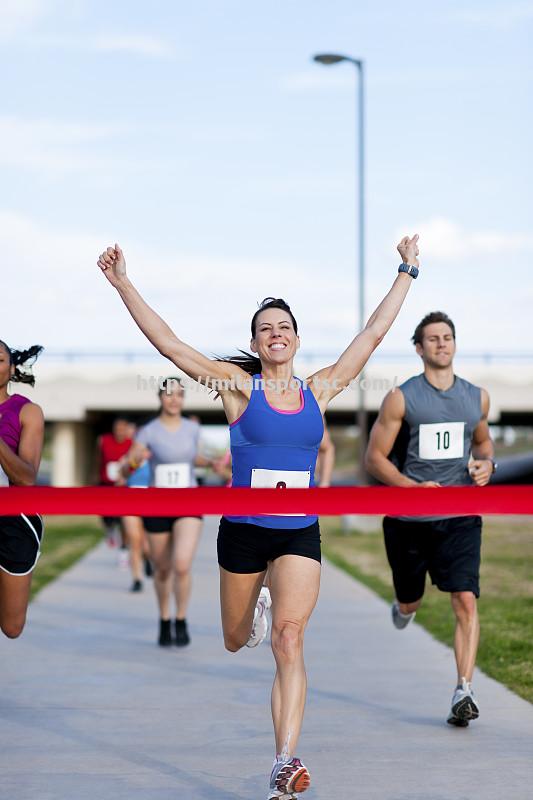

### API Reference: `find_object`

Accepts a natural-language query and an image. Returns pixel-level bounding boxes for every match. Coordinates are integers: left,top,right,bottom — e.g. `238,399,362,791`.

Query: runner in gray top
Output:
125,377,210,647
365,311,496,728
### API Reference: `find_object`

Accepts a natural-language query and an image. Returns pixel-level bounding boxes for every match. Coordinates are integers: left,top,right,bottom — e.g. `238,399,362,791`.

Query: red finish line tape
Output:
0,486,532,516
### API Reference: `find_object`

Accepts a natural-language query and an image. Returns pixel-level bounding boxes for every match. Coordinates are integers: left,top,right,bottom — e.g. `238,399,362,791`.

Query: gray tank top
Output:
136,417,200,488
394,373,482,520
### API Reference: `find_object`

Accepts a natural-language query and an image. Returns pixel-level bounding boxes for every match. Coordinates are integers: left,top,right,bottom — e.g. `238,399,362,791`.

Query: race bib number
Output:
419,422,465,460
154,462,191,488
105,461,121,482
0,465,8,487
251,468,311,517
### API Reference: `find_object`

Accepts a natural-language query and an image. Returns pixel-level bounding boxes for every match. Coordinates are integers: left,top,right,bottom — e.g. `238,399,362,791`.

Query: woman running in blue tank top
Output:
97,234,422,799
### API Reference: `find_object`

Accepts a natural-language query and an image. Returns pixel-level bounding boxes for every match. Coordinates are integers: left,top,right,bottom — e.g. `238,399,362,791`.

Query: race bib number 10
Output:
154,463,191,488
419,422,465,460
251,468,311,517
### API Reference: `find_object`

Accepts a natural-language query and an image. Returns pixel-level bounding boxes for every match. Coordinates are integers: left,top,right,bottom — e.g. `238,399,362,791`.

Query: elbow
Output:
18,468,38,487
364,450,377,478
365,322,387,348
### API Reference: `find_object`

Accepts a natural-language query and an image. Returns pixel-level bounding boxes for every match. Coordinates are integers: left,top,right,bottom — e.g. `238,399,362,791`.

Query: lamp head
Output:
313,54,347,65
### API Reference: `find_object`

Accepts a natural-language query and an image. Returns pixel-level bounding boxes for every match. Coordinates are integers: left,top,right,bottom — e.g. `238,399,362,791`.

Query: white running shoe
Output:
246,586,272,648
391,599,416,630
268,757,310,798
117,548,130,571
447,677,480,727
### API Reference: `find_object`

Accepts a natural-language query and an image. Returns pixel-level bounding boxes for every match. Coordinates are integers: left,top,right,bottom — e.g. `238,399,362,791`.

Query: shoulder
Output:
137,418,157,439
184,417,200,437
380,386,405,418
456,375,485,399
19,400,44,426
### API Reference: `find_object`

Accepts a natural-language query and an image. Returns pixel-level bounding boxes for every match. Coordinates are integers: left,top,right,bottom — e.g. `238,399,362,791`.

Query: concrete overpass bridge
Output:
26,351,533,485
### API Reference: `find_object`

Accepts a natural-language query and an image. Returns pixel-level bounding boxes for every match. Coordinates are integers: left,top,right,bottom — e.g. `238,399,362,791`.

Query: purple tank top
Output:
0,394,31,453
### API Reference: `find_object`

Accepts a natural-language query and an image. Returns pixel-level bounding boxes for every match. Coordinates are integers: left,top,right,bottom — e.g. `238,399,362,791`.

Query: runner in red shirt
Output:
96,417,132,554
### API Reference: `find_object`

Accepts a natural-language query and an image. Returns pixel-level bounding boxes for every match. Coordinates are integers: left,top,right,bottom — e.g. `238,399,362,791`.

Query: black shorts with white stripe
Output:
0,515,44,576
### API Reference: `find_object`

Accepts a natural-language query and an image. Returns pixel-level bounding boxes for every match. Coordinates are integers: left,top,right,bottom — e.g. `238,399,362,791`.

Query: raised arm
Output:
307,235,420,412
97,245,249,391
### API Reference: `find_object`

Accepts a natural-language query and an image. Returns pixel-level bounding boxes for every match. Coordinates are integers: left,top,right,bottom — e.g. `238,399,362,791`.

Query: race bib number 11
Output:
419,422,465,460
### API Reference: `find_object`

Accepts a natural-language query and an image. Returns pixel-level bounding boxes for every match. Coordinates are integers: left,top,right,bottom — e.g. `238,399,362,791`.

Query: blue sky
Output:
1,0,532,359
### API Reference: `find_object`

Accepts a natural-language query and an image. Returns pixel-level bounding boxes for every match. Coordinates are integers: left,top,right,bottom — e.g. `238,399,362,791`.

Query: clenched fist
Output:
97,244,127,287
397,234,420,267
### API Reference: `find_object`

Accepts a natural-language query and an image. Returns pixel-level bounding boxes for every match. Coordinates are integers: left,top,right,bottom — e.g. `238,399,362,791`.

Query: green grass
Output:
31,519,103,599
321,516,533,704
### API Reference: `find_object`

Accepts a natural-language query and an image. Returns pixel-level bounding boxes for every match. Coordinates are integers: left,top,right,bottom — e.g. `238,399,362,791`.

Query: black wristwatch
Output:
487,458,498,474
398,263,419,279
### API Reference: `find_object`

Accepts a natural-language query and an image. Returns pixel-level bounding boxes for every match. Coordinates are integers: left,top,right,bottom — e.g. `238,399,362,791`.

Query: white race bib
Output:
105,461,121,482
251,468,311,517
419,422,465,460
154,462,191,488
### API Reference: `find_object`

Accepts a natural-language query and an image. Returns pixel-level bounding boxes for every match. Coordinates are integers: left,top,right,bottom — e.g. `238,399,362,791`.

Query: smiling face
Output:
250,308,300,366
0,343,15,391
415,322,456,369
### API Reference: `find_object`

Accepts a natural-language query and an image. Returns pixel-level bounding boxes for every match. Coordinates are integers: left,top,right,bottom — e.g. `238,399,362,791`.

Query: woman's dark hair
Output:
216,298,298,377
0,341,43,386
158,376,184,397
412,311,456,346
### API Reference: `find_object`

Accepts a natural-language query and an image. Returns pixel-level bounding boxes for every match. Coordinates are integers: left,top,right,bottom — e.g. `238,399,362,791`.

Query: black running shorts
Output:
217,517,321,574
0,515,44,576
383,515,482,603
143,516,203,533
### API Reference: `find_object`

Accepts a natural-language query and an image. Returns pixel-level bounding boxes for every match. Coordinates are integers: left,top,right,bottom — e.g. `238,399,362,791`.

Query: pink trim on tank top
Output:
261,374,304,415
229,376,305,427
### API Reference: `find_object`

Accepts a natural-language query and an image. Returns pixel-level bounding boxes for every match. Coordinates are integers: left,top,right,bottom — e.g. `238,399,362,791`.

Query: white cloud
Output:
393,217,533,261
280,69,355,93
452,2,533,29
0,0,49,39
28,31,175,58
2,212,532,361
0,116,116,172
91,33,174,58
0,212,351,354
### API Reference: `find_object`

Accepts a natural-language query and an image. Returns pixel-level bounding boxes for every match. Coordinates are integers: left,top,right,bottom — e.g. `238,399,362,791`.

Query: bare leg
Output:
0,570,33,639
147,532,173,618
122,516,144,582
172,517,202,620
398,598,422,614
269,555,320,756
219,566,266,651
451,591,479,682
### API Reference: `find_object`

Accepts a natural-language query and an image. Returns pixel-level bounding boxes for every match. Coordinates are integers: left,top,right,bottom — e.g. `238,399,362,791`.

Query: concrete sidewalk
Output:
1,517,532,800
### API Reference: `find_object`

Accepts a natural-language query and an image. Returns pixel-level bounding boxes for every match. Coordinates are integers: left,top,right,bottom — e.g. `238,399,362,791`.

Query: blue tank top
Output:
126,460,151,488
226,375,324,529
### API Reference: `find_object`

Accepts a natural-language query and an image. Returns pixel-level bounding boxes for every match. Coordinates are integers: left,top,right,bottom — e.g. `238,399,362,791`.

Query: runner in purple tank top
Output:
97,235,423,799
0,340,44,639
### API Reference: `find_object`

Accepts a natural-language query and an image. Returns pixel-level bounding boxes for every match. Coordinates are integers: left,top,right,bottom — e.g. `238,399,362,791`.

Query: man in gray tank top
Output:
365,311,496,727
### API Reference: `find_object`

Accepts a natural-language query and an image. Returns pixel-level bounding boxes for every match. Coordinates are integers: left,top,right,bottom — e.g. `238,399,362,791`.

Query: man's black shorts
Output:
217,517,321,574
143,516,203,533
383,515,482,603
0,515,44,576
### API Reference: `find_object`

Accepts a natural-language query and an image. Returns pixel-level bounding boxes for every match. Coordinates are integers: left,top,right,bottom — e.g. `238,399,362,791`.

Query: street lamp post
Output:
313,53,368,482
